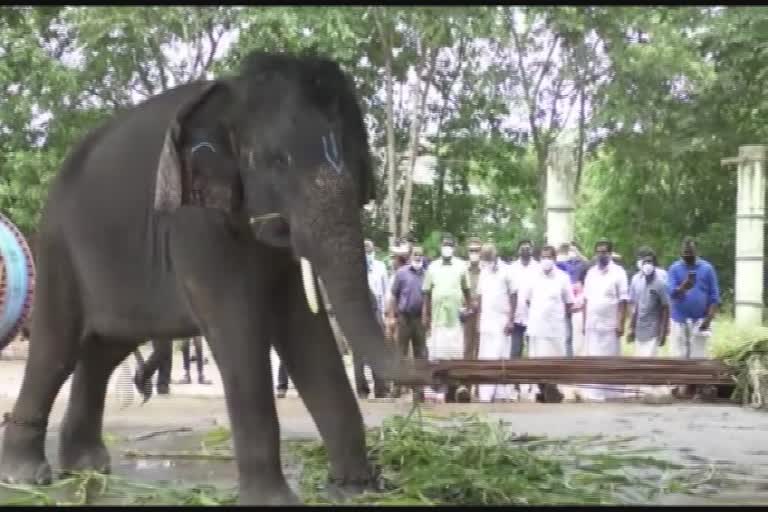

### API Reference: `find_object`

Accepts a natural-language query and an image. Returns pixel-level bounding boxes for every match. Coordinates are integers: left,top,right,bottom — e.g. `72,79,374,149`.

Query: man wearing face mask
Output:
524,245,574,402
455,237,484,402
582,239,629,401
667,237,720,399
353,239,390,400
476,243,517,402
507,240,540,359
422,235,472,402
635,246,667,285
388,246,428,400
628,249,670,357
463,238,483,357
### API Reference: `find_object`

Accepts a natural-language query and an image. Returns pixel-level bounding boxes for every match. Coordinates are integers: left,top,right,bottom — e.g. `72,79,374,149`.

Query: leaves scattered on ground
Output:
292,410,712,505
0,411,721,506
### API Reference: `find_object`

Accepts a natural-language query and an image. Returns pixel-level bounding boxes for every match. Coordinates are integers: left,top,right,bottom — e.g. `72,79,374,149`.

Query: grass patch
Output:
0,472,237,506
289,411,712,506
0,412,716,506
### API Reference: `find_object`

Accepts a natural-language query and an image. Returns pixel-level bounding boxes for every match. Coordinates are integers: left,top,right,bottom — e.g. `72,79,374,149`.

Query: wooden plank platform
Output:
402,357,734,386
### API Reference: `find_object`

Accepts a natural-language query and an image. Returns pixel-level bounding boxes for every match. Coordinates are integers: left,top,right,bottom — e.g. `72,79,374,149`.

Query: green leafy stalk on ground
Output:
290,411,712,505
707,319,768,406
0,411,715,506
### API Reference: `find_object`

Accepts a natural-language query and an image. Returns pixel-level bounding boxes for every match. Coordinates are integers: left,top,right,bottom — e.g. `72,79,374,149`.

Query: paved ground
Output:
0,349,766,504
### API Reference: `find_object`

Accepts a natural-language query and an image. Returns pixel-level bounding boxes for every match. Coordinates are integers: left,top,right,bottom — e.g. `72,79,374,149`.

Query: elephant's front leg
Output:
273,270,378,501
169,211,298,505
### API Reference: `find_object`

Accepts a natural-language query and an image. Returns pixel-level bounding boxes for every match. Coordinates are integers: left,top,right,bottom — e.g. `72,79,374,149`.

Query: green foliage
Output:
290,412,710,505
0,5,765,295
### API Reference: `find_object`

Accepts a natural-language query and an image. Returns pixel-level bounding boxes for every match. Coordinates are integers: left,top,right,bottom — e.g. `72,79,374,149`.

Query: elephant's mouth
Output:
248,214,291,248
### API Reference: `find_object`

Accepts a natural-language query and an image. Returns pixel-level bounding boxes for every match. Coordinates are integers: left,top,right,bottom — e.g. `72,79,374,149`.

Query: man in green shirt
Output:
422,234,472,402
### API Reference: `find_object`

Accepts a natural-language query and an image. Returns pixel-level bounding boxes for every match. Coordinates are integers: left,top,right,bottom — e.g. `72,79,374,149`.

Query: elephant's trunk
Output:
294,215,403,382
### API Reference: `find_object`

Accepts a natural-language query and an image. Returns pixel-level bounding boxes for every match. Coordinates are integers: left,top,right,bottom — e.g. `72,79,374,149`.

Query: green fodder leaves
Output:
288,413,705,506
709,319,768,404
0,472,237,506
0,414,710,506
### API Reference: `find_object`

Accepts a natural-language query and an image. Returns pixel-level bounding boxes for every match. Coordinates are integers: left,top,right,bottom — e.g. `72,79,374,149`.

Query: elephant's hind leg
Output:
272,270,378,501
0,260,82,484
59,339,138,474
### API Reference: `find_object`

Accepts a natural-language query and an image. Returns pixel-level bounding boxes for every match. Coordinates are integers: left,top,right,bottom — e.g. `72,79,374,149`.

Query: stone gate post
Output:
722,145,767,326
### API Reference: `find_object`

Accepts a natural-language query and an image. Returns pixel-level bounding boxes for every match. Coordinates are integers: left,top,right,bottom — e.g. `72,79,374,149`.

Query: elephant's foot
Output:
326,464,383,503
59,439,111,476
238,481,301,505
0,423,52,485
0,453,53,485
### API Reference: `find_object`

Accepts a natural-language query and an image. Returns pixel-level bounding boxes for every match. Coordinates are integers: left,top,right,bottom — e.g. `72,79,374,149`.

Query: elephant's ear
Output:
336,74,376,207
153,83,219,212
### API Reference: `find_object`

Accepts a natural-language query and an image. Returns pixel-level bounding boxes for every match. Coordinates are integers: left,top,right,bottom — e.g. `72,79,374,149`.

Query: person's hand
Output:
700,318,711,332
658,331,667,347
616,324,625,338
627,329,635,343
504,320,515,336
422,315,431,333
682,275,695,291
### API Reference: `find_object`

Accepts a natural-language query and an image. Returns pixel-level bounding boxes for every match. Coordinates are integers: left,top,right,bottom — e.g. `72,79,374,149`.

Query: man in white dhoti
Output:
422,234,471,402
525,245,574,402
475,243,516,403
582,239,629,401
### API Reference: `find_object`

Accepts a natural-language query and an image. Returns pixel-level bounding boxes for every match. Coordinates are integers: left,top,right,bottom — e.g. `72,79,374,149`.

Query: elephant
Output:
0,50,420,505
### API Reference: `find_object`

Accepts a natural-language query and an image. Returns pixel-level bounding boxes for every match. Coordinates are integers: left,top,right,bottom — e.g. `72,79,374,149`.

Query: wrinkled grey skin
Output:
0,52,411,505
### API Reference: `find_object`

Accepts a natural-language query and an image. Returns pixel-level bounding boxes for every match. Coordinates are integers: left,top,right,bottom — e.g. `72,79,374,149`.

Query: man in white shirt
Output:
506,240,540,358
475,243,517,402
524,245,574,401
365,239,389,322
582,239,629,401
354,239,389,399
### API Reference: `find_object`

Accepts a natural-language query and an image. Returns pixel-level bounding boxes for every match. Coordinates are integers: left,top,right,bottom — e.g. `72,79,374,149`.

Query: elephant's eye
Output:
267,151,293,170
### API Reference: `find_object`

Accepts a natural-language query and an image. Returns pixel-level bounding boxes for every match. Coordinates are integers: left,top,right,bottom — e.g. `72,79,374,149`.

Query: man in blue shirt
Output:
667,237,720,397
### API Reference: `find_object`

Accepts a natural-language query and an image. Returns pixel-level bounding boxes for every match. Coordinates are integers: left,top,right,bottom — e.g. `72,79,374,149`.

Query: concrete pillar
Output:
722,145,767,326
546,144,577,247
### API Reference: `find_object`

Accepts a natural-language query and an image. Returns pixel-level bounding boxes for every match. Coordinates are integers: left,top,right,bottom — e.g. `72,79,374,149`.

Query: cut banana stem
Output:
300,257,319,314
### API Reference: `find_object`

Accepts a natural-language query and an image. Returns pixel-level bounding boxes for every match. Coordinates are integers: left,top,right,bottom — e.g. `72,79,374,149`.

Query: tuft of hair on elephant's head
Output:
152,50,416,382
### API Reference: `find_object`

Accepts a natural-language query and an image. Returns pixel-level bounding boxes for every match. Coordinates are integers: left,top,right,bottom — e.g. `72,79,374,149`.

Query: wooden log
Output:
394,358,734,386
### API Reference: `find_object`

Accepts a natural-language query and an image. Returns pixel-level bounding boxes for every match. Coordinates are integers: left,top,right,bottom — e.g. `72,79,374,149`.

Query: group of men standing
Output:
350,233,721,403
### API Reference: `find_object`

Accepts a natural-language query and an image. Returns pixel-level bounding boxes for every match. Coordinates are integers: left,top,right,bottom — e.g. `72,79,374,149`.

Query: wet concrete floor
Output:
0,395,760,505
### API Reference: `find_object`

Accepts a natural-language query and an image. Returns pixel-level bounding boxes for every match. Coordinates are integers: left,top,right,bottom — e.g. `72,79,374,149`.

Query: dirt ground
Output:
0,352,767,505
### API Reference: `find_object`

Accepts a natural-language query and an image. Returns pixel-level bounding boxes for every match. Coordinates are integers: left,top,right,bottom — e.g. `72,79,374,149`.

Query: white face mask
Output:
568,250,578,260
641,262,655,276
411,260,423,270
541,258,554,272
556,254,568,262
469,252,480,263
636,260,643,270
441,246,454,258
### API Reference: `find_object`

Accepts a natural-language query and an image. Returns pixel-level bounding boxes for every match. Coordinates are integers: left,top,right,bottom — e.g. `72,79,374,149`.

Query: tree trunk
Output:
400,47,438,237
374,11,399,248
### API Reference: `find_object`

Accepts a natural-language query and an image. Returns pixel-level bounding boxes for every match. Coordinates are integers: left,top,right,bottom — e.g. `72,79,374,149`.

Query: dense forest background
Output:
2,6,767,308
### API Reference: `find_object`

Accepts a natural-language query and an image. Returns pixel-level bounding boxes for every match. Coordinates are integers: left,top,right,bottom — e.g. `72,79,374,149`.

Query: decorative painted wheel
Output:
0,212,35,351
